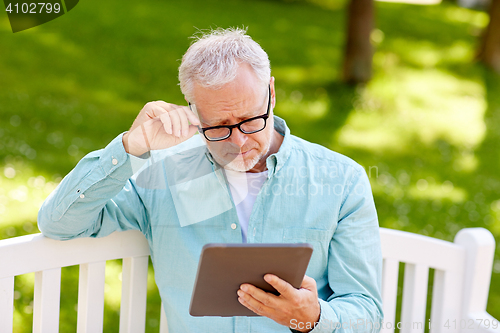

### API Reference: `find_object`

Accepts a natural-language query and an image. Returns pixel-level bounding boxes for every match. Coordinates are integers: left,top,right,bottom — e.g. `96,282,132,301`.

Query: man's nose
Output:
229,128,248,148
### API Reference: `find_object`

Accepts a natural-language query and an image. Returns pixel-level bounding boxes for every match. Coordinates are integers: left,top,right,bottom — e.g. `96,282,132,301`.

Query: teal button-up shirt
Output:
38,116,383,333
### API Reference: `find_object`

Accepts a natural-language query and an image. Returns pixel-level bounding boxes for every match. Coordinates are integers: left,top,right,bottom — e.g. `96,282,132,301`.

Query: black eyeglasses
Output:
189,85,271,142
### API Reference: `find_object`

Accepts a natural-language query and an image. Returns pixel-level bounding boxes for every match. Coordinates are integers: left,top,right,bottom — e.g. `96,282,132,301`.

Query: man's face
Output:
191,64,275,172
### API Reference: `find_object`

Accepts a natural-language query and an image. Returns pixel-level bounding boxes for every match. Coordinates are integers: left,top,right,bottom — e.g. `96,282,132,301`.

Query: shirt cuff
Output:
287,299,336,333
128,151,150,174
307,299,339,333
98,132,134,181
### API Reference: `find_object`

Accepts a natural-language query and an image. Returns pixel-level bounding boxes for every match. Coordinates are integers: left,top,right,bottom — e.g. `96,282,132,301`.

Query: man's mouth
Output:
227,149,253,157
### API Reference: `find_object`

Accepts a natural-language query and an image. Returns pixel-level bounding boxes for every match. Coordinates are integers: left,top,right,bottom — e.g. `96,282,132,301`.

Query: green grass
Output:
1,0,499,331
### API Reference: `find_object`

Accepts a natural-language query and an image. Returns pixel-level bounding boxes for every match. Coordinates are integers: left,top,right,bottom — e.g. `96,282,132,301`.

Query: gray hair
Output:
178,27,271,103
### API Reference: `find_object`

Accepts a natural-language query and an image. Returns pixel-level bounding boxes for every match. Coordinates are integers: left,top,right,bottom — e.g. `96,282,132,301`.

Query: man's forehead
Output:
197,102,263,125
193,86,267,124
191,63,266,102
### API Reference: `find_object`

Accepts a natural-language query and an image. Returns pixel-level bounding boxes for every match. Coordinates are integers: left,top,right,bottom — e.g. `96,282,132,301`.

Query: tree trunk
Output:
478,0,500,73
342,0,374,84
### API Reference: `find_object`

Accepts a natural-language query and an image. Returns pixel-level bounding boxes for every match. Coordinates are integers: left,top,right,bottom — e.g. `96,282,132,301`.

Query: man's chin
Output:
222,157,257,172
217,153,260,172
210,145,269,172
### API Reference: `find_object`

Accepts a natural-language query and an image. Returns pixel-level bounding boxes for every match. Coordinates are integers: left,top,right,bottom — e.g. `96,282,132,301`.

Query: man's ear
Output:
270,76,276,109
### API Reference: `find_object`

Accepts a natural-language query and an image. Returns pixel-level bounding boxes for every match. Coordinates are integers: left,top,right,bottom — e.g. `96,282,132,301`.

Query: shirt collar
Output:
265,115,291,177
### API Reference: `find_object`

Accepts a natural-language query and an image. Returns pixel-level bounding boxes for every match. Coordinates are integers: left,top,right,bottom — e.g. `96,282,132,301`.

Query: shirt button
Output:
79,194,85,199
112,158,118,165
231,223,237,230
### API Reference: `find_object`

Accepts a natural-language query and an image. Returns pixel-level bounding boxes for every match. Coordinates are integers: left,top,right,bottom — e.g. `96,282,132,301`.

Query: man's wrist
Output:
122,131,149,157
289,301,321,333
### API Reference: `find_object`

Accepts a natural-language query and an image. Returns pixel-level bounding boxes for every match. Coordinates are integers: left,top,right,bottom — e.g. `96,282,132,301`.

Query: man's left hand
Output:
237,274,320,332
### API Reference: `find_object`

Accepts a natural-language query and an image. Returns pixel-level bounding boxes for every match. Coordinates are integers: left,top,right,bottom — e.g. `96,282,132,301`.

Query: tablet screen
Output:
189,243,313,317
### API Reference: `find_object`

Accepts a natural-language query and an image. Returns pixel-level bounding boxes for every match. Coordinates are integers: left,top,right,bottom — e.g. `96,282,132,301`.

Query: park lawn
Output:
0,0,499,331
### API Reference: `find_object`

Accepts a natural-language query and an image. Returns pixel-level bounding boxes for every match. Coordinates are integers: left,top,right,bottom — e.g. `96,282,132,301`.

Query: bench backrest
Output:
0,227,496,333
380,227,496,333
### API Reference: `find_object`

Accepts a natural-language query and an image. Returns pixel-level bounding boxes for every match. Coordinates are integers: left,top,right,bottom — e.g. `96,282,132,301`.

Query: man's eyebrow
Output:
209,111,257,125
204,107,265,126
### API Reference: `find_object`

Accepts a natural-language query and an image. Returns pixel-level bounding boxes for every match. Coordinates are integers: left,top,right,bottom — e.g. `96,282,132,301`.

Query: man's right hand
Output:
122,101,200,157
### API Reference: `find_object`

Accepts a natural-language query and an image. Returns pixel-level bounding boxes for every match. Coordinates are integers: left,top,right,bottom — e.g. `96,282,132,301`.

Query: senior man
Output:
38,28,383,333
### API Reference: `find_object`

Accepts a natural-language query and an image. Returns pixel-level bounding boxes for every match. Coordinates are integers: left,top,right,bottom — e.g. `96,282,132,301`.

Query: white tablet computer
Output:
189,243,313,317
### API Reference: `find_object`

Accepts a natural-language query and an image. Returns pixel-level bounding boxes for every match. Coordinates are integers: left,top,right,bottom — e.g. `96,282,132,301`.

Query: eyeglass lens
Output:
204,118,266,140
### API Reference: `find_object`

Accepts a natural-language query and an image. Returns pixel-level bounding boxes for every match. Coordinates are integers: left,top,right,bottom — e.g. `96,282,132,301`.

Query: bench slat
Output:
119,256,149,333
33,268,61,333
160,302,169,333
400,263,429,333
430,269,462,333
0,276,14,333
77,261,106,333
381,258,399,333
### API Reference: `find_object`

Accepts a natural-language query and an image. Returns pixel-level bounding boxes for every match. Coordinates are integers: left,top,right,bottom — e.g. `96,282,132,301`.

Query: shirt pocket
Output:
283,228,331,279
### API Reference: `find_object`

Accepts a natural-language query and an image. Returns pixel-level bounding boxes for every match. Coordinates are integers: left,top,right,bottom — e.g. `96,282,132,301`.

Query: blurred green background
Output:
1,0,499,331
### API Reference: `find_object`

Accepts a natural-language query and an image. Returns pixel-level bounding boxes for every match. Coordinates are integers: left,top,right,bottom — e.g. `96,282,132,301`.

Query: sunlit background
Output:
1,0,499,331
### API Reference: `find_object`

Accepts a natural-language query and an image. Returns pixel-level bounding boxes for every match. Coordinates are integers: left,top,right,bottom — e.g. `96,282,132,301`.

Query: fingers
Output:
168,109,182,137
152,100,200,126
159,112,172,135
237,278,320,328
264,274,295,299
187,124,199,137
238,293,271,316
185,105,201,126
145,101,168,119
126,100,200,155
147,101,198,138
177,108,190,137
237,285,276,316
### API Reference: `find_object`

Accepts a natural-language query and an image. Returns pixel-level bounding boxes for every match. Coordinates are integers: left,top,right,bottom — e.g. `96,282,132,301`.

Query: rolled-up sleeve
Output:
38,133,149,240
310,166,383,333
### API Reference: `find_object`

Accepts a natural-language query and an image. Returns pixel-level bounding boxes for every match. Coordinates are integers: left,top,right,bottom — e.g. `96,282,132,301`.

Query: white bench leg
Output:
77,261,106,333
33,268,62,333
0,276,14,333
119,256,149,333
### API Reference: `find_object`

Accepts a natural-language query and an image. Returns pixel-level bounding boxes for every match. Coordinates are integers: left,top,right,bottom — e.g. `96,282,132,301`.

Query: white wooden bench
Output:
0,227,498,333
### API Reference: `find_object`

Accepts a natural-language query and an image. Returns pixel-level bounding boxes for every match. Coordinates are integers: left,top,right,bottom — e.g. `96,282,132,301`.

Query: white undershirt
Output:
224,169,268,242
